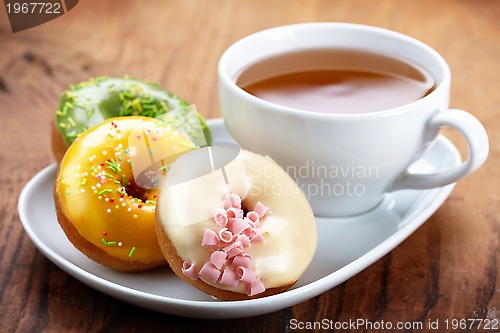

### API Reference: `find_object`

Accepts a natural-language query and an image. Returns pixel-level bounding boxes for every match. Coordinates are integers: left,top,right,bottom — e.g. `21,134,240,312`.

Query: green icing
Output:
55,76,212,147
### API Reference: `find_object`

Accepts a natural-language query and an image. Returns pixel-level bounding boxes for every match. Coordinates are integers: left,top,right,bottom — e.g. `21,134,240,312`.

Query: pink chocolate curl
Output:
227,246,244,258
246,211,260,226
199,262,221,283
223,241,242,253
251,234,265,243
181,261,198,281
213,208,228,226
226,207,244,221
232,254,251,268
253,201,268,218
251,228,265,243
202,229,219,247
210,250,227,270
230,218,251,235
218,228,234,243
242,226,257,239
219,267,239,287
237,266,257,283
247,279,266,296
224,193,242,210
200,193,269,294
236,234,251,248
223,241,244,258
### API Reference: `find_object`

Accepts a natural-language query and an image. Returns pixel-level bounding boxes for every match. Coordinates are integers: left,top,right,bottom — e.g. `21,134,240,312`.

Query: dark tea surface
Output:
237,49,435,114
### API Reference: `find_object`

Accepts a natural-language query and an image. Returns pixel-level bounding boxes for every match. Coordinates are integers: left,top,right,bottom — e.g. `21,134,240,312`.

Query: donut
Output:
155,148,317,300
54,116,196,271
52,76,211,162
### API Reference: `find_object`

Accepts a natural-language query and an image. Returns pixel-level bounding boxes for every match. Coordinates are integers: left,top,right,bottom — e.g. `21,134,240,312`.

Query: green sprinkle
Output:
121,174,127,187
142,96,154,104
146,200,156,205
105,172,114,178
102,238,118,247
114,180,121,185
68,117,76,127
128,247,136,257
160,101,169,111
55,110,63,116
123,92,135,99
80,178,87,186
98,189,112,196
72,102,86,109
132,99,143,112
105,159,121,173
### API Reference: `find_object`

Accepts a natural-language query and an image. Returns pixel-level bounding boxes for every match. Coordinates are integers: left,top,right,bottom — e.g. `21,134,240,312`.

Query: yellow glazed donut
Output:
156,149,317,299
54,117,195,271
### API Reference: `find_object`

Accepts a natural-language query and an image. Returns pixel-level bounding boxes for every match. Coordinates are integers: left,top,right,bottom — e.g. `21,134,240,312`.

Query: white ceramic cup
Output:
218,23,489,217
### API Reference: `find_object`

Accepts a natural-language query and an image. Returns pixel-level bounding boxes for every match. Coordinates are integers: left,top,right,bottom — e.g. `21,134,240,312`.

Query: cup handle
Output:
390,109,489,191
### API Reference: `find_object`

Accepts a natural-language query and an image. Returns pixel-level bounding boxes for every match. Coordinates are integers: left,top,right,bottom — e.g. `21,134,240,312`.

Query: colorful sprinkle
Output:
98,189,112,196
105,159,122,173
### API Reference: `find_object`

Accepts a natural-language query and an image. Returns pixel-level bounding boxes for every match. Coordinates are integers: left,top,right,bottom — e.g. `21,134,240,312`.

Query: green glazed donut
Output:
54,76,212,148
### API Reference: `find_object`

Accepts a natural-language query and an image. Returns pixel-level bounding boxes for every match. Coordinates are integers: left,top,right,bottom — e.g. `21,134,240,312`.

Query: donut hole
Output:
241,202,250,217
125,177,155,203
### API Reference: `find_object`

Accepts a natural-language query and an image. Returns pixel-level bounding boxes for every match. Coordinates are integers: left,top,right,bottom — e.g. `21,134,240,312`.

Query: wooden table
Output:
1,0,498,331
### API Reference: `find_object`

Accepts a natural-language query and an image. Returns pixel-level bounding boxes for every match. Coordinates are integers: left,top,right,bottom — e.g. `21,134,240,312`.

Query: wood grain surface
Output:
0,0,498,332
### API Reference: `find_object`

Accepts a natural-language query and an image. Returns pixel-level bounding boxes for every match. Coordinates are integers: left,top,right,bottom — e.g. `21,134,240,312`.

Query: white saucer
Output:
18,118,459,319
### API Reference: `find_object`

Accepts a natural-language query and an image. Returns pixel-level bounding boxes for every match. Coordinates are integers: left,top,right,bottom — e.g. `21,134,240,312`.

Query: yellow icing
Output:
56,117,195,263
159,149,317,293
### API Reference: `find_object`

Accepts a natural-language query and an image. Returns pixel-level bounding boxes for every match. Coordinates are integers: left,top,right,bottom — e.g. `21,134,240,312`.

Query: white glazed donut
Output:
155,148,317,300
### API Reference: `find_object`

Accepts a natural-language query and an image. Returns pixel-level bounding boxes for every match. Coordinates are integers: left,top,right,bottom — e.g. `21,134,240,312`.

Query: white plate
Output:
18,118,459,319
